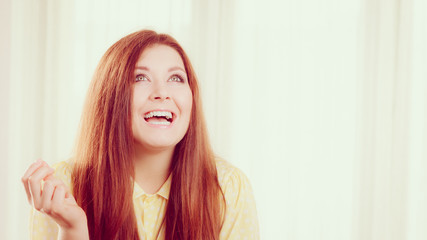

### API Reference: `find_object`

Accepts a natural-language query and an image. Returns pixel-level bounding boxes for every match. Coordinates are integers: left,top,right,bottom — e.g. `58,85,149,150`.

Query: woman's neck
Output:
133,145,174,194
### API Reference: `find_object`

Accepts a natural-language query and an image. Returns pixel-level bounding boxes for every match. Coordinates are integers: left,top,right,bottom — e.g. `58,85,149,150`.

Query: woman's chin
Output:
134,139,178,152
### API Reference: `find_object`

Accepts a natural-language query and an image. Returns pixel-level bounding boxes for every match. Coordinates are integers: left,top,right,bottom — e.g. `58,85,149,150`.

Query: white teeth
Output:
148,121,171,125
144,111,173,119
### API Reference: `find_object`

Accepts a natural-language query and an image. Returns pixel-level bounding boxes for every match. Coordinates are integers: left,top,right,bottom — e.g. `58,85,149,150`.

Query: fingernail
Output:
35,159,42,164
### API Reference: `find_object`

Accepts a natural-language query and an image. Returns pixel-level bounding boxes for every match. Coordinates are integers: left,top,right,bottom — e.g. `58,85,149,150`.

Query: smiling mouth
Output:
144,111,174,126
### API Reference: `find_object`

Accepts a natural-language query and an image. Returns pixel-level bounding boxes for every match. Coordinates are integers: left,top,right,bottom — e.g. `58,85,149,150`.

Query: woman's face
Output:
131,44,193,152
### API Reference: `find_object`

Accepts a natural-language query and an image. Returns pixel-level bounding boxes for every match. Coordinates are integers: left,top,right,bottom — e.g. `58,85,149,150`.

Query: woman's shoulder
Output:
215,157,237,185
214,158,252,191
51,159,73,188
214,158,260,239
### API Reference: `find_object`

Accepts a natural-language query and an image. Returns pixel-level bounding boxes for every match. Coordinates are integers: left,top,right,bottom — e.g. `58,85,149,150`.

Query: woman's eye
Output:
169,75,184,82
136,75,148,82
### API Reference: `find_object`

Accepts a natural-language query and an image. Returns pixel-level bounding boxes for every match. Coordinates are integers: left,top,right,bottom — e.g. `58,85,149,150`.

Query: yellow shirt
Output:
29,158,260,239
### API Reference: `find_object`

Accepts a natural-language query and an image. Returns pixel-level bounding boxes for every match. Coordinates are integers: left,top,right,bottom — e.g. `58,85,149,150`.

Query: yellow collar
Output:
133,173,172,200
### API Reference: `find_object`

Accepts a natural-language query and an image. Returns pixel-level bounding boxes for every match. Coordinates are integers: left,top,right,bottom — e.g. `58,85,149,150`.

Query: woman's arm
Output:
22,159,89,240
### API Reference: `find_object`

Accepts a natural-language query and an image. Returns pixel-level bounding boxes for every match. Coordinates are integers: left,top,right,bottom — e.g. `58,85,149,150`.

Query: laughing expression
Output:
131,44,193,152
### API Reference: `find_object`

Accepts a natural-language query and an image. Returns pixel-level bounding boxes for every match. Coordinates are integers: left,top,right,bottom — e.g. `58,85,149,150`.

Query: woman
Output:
21,30,259,240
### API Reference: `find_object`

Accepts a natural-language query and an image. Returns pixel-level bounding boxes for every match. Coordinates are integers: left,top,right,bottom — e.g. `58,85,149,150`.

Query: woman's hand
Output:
21,159,89,240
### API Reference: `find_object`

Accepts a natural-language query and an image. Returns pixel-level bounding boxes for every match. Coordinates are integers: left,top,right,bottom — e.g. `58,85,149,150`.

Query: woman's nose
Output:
149,82,170,101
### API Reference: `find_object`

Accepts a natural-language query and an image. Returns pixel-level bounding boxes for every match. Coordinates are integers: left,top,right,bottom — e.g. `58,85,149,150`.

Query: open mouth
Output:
143,111,174,126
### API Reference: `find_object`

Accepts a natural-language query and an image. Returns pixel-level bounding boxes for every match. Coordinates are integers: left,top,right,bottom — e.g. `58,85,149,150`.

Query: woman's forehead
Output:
135,44,185,70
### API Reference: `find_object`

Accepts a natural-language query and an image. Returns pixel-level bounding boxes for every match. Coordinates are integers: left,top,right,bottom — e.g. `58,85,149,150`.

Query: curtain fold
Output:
356,0,414,239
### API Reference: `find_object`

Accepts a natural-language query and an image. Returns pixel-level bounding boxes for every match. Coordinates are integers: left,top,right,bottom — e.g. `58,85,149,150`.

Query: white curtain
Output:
1,0,426,239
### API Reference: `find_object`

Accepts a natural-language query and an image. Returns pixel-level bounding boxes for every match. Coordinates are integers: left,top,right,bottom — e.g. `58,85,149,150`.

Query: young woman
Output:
21,30,259,240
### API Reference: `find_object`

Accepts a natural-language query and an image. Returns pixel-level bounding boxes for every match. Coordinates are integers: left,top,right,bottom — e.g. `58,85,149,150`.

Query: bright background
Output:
1,0,426,239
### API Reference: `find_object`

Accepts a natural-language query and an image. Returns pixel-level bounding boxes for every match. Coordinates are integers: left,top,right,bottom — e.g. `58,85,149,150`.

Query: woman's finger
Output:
22,159,43,180
43,175,70,200
28,165,54,210
51,185,66,217
21,159,43,204
40,179,56,214
43,175,64,188
65,192,77,204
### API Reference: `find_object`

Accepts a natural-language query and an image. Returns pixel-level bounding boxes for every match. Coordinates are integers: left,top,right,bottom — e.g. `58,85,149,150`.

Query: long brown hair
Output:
71,30,225,240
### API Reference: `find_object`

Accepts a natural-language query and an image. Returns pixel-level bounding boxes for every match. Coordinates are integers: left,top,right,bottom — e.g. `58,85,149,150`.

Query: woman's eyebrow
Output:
168,66,186,73
134,66,185,73
135,66,149,71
